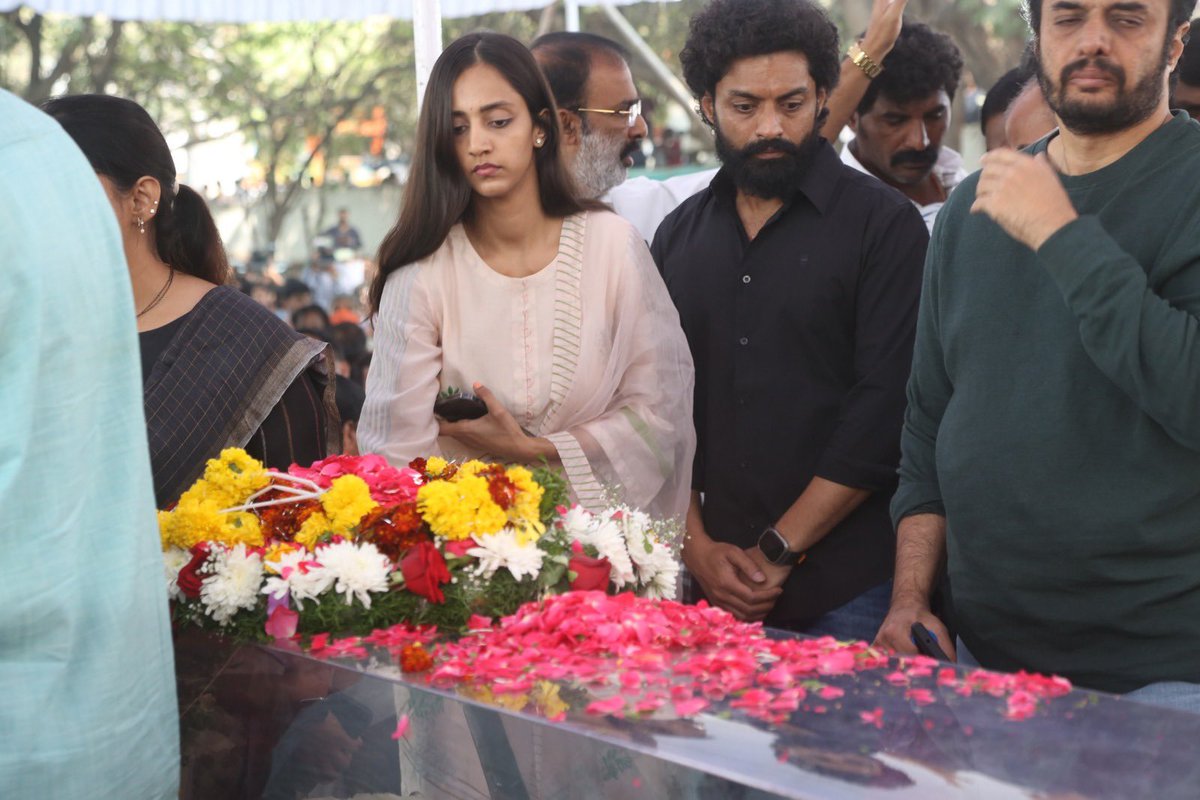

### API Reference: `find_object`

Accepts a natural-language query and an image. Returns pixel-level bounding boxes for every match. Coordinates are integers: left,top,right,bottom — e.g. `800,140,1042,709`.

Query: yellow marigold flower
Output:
425,456,450,476
202,448,270,508
494,693,530,712
295,512,333,550
461,683,528,711
320,475,377,532
505,465,546,540
417,475,506,541
456,460,489,479
532,681,568,719
217,511,264,548
262,542,302,573
160,495,225,550
459,684,495,704
158,509,175,551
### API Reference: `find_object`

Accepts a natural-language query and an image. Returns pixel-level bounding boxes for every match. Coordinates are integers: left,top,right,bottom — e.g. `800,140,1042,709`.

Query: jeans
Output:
798,580,893,643
959,637,1200,715
1123,682,1200,714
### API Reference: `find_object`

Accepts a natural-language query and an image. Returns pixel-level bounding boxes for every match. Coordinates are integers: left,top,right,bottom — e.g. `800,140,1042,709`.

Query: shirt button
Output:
739,337,749,346
742,275,751,284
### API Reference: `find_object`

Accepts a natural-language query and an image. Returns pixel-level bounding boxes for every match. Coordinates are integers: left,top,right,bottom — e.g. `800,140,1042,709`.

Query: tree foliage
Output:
0,0,1032,249
1,9,418,246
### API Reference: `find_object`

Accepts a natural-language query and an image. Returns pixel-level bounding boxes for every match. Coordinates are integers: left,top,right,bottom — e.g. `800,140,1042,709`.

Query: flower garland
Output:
160,450,681,640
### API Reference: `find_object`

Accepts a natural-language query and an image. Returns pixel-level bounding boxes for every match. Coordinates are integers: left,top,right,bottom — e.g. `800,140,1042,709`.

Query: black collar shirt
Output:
651,140,928,627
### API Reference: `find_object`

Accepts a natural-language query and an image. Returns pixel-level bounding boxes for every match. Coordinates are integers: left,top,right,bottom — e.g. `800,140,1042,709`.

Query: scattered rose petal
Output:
392,715,410,740
673,697,710,716
586,696,627,716
860,707,884,729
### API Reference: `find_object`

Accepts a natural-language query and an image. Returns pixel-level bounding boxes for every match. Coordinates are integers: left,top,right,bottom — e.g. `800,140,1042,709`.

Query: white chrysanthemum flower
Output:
640,547,680,599
615,508,657,570
261,549,335,609
200,544,265,625
558,504,595,539
468,528,545,582
164,547,192,601
585,517,637,589
316,541,392,609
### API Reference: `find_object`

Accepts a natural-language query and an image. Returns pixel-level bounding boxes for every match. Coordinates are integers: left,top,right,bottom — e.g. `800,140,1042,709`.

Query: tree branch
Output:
87,19,125,92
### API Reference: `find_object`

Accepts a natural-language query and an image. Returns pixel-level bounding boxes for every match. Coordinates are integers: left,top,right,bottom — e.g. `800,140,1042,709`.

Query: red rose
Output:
176,542,212,599
443,539,476,560
569,553,612,592
400,542,452,604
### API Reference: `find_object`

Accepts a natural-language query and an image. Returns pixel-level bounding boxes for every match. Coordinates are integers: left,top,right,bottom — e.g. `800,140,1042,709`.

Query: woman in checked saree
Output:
44,95,339,508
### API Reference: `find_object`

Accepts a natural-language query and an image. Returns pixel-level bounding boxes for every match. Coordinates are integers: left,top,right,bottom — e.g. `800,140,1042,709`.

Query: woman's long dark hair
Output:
41,94,230,285
370,32,603,313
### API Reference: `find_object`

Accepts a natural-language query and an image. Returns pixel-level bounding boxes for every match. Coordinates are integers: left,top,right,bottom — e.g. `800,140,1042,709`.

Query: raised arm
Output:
819,0,908,143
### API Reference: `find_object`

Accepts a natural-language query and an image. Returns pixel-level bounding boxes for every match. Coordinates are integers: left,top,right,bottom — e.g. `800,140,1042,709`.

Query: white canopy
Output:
5,0,658,22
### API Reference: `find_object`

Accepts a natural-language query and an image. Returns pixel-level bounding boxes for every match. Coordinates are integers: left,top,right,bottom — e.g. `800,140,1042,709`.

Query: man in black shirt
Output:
652,0,928,640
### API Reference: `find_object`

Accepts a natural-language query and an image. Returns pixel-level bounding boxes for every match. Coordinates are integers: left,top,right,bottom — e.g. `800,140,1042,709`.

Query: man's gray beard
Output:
573,128,628,199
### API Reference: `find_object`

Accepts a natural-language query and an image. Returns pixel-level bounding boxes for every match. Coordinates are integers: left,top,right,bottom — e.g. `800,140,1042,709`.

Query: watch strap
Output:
848,42,883,80
758,526,806,567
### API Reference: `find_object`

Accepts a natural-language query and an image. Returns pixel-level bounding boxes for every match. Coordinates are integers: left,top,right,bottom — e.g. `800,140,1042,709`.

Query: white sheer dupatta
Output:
536,213,696,522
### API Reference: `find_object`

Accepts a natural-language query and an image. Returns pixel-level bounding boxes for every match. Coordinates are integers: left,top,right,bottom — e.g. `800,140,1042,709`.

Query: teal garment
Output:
0,90,179,797
893,113,1200,694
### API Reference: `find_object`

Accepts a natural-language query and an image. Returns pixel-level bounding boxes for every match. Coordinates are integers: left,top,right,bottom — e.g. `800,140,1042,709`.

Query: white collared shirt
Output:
840,142,967,233
603,168,719,243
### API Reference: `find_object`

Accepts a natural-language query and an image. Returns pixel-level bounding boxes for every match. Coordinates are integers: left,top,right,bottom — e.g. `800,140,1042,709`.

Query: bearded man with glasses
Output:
532,32,718,242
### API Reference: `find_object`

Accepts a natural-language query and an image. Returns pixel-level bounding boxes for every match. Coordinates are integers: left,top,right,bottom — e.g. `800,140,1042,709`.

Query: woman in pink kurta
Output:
359,33,694,522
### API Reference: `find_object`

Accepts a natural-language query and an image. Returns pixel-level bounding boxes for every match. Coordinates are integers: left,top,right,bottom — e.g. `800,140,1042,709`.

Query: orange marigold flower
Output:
358,503,431,561
487,473,518,510
257,491,322,542
399,642,434,673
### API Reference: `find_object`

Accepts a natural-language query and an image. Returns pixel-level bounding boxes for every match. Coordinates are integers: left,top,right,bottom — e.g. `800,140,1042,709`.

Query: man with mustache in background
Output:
652,0,928,641
842,21,966,232
876,0,1200,710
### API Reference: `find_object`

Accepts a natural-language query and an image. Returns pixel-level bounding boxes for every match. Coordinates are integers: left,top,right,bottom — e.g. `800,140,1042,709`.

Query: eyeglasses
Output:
573,99,642,129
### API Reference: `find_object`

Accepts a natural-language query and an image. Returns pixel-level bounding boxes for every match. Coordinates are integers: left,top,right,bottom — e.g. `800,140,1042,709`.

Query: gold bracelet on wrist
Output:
848,42,883,80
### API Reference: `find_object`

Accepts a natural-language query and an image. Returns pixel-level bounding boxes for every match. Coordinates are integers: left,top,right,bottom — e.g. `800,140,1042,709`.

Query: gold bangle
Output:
848,42,883,80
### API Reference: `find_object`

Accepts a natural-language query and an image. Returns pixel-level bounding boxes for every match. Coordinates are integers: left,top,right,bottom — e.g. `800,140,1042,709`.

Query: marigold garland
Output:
161,449,678,639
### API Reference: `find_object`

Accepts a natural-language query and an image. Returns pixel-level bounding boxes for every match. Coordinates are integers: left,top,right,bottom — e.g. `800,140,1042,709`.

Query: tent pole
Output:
565,0,580,31
413,0,444,106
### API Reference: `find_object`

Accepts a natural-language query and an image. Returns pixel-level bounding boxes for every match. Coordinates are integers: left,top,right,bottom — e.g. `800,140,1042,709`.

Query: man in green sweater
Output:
876,0,1200,707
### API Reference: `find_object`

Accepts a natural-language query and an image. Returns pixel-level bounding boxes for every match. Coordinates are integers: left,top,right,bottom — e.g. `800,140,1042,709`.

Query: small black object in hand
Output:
434,388,488,422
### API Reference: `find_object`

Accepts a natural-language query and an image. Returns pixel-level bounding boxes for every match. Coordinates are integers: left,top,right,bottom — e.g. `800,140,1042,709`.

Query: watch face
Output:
758,528,787,563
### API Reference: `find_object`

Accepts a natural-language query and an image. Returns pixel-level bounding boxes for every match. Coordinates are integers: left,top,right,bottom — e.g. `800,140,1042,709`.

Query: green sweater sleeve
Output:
890,217,951,526
1038,214,1200,452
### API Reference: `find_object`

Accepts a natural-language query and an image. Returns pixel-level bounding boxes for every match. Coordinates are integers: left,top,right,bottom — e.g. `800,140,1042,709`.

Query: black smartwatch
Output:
756,525,806,567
